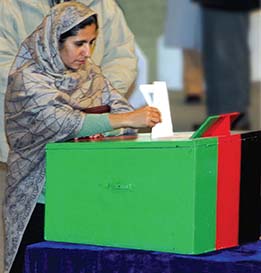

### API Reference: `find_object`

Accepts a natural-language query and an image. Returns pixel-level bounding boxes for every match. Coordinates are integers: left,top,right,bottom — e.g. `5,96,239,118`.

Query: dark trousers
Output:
202,7,250,115
10,204,45,273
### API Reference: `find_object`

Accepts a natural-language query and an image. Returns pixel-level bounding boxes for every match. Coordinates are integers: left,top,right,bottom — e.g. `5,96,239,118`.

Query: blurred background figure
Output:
164,0,204,104
193,0,261,130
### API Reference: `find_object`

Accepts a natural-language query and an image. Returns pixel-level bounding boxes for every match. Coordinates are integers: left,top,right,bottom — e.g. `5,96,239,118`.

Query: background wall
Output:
119,0,261,130
119,0,167,83
119,0,261,87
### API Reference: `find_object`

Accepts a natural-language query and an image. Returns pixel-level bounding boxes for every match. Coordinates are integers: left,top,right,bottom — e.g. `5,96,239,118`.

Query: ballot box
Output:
45,134,218,254
44,113,261,255
191,113,261,250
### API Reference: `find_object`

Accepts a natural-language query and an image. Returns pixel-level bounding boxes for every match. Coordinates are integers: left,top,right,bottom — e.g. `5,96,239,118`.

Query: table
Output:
24,240,261,273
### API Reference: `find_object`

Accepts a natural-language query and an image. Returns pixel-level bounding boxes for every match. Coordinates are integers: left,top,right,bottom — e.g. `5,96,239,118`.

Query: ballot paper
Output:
140,81,173,139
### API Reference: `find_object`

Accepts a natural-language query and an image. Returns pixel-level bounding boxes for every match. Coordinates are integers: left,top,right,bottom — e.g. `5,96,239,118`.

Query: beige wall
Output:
118,0,166,82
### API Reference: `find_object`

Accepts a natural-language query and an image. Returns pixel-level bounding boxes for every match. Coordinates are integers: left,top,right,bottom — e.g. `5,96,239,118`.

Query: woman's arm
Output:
76,106,161,139
109,106,162,129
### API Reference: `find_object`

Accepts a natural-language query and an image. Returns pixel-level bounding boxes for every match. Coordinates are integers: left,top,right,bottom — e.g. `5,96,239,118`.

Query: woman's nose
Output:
82,44,91,57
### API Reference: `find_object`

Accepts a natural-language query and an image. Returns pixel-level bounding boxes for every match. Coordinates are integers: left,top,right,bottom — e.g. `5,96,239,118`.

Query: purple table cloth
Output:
25,240,261,273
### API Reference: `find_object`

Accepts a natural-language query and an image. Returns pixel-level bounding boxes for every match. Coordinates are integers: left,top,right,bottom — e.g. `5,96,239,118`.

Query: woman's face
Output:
59,23,97,70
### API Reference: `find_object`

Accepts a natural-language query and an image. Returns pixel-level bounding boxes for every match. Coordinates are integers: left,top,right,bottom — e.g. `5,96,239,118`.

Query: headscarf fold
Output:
4,2,133,272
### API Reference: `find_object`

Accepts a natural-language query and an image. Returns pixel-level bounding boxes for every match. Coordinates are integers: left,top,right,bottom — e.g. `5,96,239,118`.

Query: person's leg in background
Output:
183,48,204,104
202,7,250,129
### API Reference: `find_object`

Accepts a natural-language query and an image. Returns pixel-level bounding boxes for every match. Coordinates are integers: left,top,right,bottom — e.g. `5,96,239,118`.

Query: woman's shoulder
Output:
10,62,43,79
8,62,53,94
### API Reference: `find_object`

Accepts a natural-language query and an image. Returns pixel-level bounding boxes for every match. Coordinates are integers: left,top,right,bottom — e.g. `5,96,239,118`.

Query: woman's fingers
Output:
108,106,162,129
145,106,162,127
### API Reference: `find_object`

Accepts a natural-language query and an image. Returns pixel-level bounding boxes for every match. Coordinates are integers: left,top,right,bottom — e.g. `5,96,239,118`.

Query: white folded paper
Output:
140,81,174,139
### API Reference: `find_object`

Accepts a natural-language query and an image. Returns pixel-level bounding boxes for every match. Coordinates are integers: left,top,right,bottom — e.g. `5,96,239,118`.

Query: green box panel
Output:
45,135,218,254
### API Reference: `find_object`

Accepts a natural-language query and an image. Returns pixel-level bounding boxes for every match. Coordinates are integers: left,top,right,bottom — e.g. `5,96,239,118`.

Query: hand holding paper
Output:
140,81,173,138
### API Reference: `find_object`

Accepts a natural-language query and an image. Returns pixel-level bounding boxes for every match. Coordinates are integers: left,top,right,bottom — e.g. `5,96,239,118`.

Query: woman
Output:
4,2,161,273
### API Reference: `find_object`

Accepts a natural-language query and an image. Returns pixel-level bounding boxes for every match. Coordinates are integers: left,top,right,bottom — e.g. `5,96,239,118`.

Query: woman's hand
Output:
88,133,104,139
109,106,162,129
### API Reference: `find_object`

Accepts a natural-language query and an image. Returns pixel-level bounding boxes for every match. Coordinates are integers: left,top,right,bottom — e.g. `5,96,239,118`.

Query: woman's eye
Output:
75,42,84,47
90,40,96,46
